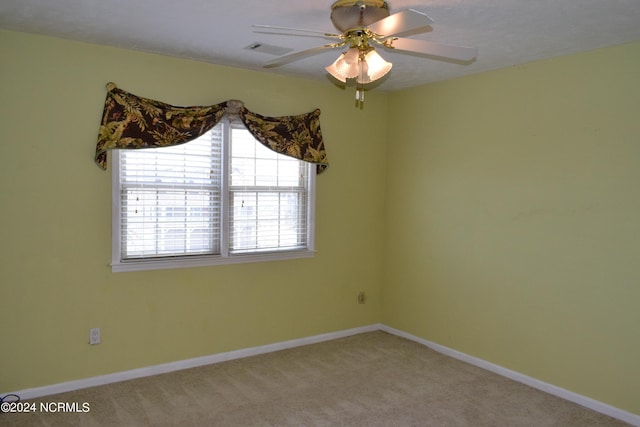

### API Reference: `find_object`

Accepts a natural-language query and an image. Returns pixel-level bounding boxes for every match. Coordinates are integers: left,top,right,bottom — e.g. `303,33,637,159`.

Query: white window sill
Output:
111,250,316,273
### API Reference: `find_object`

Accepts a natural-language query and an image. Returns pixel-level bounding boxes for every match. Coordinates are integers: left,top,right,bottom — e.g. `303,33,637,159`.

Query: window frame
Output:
111,118,316,272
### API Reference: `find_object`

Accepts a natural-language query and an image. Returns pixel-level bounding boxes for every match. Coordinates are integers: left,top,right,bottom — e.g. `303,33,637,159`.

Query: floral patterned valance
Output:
95,82,328,173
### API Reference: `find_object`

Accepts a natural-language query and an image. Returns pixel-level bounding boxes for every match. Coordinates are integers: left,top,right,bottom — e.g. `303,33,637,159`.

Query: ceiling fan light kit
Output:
325,46,392,84
256,0,478,105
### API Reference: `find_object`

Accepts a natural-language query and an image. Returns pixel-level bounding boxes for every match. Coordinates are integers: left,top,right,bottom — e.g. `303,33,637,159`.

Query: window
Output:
112,119,315,272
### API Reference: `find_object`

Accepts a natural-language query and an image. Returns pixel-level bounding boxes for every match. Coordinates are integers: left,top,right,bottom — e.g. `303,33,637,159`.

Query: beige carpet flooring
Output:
1,331,630,426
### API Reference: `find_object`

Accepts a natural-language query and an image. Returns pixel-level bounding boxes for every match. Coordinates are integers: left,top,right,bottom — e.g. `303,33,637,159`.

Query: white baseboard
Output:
5,323,638,426
6,324,381,401
379,324,640,427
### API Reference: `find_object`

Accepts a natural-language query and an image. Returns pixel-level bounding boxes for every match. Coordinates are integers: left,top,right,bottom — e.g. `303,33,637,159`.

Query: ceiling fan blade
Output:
264,45,337,68
387,37,478,62
367,9,434,37
253,30,339,41
253,24,341,38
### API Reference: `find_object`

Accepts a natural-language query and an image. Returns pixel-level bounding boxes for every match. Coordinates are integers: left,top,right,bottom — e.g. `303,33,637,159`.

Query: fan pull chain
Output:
355,88,365,108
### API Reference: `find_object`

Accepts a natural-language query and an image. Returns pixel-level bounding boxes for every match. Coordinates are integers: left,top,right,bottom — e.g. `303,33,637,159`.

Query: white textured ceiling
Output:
1,0,639,92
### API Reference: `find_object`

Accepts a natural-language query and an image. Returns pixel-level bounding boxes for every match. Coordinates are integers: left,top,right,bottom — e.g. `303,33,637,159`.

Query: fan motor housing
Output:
330,0,390,32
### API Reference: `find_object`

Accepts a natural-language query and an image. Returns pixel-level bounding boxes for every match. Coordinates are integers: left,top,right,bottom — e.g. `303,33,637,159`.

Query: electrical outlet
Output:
89,327,101,345
357,291,366,304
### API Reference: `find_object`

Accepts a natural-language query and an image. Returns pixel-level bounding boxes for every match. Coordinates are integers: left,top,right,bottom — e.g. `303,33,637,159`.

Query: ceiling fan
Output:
254,0,478,102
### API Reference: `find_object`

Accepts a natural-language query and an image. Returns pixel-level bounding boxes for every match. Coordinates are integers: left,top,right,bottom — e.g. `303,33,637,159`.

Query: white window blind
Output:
118,128,222,259
112,120,315,271
229,127,309,253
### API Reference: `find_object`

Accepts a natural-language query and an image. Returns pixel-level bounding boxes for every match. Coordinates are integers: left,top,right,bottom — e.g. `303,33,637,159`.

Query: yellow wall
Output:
384,42,640,414
0,30,387,391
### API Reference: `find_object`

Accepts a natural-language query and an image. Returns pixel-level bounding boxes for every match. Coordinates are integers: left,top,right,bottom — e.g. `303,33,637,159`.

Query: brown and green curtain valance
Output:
95,82,328,173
